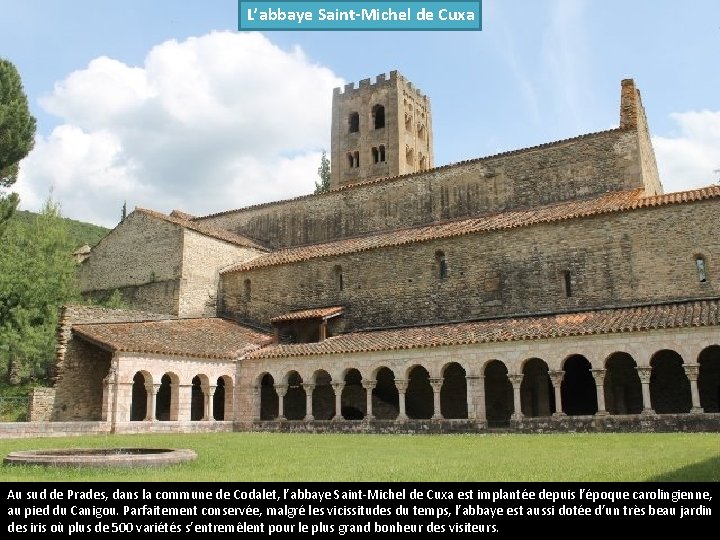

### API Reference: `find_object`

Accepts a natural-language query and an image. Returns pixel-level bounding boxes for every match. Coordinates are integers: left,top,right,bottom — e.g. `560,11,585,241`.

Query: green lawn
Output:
0,432,717,482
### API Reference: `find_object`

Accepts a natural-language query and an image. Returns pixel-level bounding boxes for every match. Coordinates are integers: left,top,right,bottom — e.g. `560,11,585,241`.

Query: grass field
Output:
0,432,718,482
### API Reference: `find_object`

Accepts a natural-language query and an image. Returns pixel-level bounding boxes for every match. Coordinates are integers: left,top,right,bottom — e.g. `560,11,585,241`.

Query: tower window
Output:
347,151,359,169
354,150,360,168
419,153,427,171
406,147,414,166
379,145,386,163
695,255,708,283
417,124,425,140
372,147,379,164
372,104,385,129
405,113,412,131
348,112,359,133
563,271,572,297
436,251,448,279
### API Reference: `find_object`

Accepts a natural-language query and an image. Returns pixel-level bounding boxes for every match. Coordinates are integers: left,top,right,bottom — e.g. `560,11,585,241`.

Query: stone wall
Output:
221,199,719,331
197,129,649,249
27,387,55,422
178,230,264,318
77,211,183,314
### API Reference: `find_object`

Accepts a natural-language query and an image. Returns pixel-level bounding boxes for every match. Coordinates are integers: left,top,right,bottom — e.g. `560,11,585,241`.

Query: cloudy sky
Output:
1,0,718,228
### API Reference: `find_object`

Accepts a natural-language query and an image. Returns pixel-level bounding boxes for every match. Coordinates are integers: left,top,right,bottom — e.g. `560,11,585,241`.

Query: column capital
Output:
682,363,700,380
331,381,345,390
361,379,377,391
302,382,316,392
429,378,443,392
635,366,652,383
395,379,409,393
507,374,523,387
590,368,607,384
548,370,565,386
144,383,155,393
275,384,288,397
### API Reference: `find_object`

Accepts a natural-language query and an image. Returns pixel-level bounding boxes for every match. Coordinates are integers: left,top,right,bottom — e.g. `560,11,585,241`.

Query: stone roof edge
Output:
223,185,720,274
248,297,720,360
134,208,269,251
194,128,627,220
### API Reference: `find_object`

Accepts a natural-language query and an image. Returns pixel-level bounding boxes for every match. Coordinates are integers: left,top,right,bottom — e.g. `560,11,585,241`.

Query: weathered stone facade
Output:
45,75,720,435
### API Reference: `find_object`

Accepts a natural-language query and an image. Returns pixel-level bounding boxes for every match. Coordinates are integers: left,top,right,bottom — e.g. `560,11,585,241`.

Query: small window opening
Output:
417,124,425,140
405,113,412,131
379,145,386,163
563,271,572,297
372,104,385,129
348,112,359,133
435,251,448,279
334,265,344,291
354,150,360,167
419,153,427,171
406,147,414,166
695,255,708,283
244,279,251,302
372,147,379,164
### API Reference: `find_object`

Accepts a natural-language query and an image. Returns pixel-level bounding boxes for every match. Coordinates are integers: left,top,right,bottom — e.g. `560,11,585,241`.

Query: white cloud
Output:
653,110,720,194
15,31,343,228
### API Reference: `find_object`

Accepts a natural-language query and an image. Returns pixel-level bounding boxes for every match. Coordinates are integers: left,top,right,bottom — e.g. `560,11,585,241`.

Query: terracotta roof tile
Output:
73,318,273,359
247,299,720,359
135,208,268,251
224,186,720,273
270,306,345,323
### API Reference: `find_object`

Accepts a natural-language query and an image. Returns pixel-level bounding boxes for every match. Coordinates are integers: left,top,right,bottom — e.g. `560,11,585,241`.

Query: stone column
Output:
395,379,409,421
465,376,485,422
549,370,566,417
429,378,443,420
207,386,216,421
144,383,156,421
101,367,116,423
251,385,261,421
332,382,345,420
303,383,315,421
635,366,655,415
508,374,524,420
362,380,376,421
590,369,609,415
275,384,288,420
177,383,191,422
683,364,704,414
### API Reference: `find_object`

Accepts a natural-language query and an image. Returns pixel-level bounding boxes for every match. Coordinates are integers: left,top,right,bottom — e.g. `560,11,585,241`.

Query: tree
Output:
0,58,37,231
314,150,331,194
0,196,79,383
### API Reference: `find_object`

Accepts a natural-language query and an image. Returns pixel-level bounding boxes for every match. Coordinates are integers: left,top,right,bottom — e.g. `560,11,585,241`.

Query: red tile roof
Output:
224,185,720,273
270,306,345,323
247,299,720,359
135,208,268,251
73,318,273,359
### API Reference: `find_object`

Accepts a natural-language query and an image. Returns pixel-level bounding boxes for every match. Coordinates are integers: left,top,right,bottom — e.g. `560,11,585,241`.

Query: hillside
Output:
12,210,110,249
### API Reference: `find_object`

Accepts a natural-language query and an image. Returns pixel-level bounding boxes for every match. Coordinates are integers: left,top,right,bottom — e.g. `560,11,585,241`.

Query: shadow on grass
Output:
648,455,720,482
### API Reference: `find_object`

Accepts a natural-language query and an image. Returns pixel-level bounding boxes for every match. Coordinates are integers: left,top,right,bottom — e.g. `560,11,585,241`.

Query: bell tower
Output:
330,71,433,189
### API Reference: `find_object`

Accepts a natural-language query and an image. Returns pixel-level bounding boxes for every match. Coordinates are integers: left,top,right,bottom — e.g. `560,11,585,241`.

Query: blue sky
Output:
1,0,718,227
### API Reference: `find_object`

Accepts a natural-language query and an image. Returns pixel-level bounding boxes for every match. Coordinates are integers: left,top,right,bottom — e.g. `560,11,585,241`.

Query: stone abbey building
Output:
46,72,719,433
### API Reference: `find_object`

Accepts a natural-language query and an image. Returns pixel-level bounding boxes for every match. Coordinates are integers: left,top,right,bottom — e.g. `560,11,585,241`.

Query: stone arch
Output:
130,371,152,421
372,367,399,420
698,345,720,412
284,371,306,420
406,365,433,419
484,360,512,427
312,369,335,420
259,373,278,420
191,374,209,421
650,350,692,413
561,355,597,415
213,375,233,421
520,358,554,417
341,368,365,420
604,352,643,414
156,372,179,421
440,362,467,419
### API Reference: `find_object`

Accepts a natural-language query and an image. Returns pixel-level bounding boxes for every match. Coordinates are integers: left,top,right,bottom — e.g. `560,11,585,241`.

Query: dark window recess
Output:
695,255,708,282
348,112,359,133
244,279,251,302
436,251,448,279
563,271,572,297
373,104,385,129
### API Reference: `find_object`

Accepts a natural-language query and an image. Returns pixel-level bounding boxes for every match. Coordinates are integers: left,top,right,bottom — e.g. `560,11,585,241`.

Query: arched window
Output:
372,104,385,129
348,112,359,133
244,278,251,302
372,147,379,164
347,152,354,168
379,145,386,162
695,255,708,282
418,153,426,171
405,113,412,131
417,124,425,140
406,147,414,166
353,150,360,167
435,250,448,279
334,265,344,291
